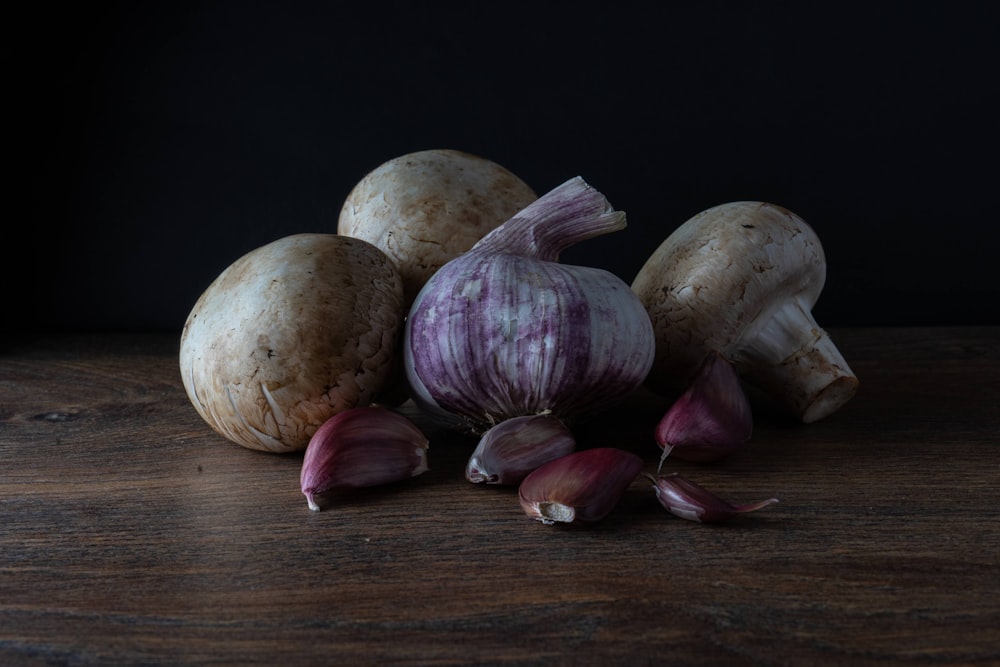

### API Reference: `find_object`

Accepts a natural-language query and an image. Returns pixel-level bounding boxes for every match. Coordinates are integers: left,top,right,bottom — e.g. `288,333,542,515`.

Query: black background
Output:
13,2,1000,333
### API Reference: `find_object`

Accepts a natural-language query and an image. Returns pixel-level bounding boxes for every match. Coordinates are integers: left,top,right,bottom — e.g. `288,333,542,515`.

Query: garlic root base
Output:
536,502,575,524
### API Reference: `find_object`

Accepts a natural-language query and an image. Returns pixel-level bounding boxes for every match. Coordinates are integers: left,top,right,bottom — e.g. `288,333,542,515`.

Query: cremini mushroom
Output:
631,201,858,423
179,233,404,452
337,148,537,308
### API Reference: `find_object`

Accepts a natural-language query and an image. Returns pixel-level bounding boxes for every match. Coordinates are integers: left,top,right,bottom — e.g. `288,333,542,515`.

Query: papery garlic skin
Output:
656,352,753,464
466,414,576,485
648,473,778,523
300,406,429,511
518,448,644,525
403,177,655,435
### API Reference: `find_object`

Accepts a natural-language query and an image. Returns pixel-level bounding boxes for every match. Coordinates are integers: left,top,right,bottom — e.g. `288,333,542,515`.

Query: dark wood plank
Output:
1,328,998,665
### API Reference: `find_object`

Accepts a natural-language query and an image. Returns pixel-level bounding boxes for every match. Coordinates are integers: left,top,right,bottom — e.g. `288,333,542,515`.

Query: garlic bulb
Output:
402,177,656,435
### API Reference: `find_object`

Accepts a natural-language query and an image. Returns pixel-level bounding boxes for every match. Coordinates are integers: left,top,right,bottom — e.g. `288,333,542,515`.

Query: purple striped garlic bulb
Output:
403,177,655,436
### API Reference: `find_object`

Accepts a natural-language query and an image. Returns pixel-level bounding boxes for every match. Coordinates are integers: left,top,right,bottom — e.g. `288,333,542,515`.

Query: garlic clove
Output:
466,414,577,485
647,472,778,523
655,351,752,464
518,448,644,525
300,406,429,511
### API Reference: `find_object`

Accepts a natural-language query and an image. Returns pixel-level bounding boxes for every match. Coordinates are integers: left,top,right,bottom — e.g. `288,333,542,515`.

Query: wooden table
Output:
2,327,998,666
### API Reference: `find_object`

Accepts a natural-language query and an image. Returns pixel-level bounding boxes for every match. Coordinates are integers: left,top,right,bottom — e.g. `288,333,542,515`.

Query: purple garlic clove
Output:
647,472,778,523
300,406,429,511
655,351,753,464
518,448,644,525
466,414,577,485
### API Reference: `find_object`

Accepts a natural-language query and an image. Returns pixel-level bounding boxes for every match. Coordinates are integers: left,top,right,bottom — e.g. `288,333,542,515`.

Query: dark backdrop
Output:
12,1,1000,333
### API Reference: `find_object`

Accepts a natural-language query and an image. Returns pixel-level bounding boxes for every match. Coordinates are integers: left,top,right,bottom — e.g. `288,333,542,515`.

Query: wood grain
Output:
1,328,998,666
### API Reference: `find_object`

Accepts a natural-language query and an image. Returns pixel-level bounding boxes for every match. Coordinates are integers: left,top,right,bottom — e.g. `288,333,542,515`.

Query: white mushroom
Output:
337,148,537,307
179,233,404,452
631,201,858,423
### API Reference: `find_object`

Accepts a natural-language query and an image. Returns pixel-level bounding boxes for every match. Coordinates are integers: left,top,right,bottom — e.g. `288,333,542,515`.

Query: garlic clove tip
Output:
305,492,321,512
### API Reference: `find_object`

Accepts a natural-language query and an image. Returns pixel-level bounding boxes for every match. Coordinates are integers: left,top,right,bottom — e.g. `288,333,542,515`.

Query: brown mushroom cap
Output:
337,149,537,307
179,233,404,452
632,202,857,422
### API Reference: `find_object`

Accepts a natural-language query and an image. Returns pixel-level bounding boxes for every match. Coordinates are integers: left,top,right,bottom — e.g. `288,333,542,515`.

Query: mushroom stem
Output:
631,201,859,424
736,299,858,423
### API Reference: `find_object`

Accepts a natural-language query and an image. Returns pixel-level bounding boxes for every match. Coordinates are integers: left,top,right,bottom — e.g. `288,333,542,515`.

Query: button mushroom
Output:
337,148,537,308
631,201,858,423
179,233,405,452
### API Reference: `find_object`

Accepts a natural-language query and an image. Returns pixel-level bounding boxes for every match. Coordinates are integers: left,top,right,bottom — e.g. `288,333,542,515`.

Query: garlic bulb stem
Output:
473,177,625,261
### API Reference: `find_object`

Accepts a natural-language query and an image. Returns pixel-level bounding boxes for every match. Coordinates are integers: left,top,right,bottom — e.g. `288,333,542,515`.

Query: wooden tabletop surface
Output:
2,327,998,666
